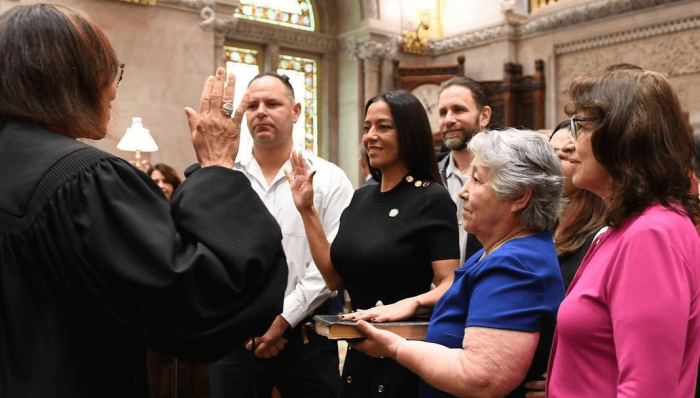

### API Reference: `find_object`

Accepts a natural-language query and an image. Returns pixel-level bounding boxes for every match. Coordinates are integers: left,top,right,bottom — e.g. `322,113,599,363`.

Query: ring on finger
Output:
221,102,234,117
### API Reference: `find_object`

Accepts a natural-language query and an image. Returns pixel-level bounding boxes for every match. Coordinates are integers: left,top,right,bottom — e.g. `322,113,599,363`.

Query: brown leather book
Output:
312,315,429,341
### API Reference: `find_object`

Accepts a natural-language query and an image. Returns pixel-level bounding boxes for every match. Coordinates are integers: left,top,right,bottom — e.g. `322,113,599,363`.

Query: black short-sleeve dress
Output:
331,175,459,398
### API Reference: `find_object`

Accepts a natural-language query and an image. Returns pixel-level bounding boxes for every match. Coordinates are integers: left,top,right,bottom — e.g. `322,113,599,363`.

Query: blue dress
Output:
423,230,565,398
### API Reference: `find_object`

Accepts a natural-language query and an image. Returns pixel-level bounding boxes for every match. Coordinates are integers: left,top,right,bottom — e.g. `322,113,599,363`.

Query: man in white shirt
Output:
436,76,492,264
209,72,354,398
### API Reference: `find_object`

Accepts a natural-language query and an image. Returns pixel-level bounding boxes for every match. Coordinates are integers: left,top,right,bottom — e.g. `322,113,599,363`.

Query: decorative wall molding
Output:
520,0,689,36
428,24,512,54
158,0,212,11
347,37,399,62
427,0,692,55
555,14,700,55
557,28,700,84
228,19,337,51
197,6,238,30
157,0,230,30
555,28,700,121
158,0,335,51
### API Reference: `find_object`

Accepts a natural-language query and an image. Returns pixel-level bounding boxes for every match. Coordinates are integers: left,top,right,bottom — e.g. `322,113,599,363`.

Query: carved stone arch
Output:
313,0,331,34
315,0,365,35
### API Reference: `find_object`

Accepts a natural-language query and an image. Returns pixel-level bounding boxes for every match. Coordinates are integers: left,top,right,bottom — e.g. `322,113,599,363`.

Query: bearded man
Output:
436,76,492,263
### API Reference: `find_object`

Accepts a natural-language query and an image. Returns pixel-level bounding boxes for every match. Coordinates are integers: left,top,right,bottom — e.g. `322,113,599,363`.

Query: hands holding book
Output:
339,299,419,323
350,320,407,360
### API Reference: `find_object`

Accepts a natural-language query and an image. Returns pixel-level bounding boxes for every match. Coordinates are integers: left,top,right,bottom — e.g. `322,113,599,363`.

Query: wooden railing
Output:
530,0,561,12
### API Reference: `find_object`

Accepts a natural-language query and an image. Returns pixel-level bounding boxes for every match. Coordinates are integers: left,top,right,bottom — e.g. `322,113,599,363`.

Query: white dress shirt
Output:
234,144,354,328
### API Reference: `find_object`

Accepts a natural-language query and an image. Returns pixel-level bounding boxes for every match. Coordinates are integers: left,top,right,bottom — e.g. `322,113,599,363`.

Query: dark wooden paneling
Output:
147,351,211,398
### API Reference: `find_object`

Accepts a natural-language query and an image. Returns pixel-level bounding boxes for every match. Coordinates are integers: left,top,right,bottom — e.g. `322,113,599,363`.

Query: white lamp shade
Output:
117,117,159,152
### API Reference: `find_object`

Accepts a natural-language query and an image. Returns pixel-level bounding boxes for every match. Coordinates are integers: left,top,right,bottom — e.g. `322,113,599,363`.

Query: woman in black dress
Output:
288,90,460,398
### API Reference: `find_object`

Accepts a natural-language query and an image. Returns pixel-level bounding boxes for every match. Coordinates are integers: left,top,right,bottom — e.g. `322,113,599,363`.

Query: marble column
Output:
214,32,226,70
346,37,394,186
264,43,280,72
348,38,393,106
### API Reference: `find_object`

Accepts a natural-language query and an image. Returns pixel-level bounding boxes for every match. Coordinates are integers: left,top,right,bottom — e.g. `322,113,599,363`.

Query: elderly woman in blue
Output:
352,129,566,398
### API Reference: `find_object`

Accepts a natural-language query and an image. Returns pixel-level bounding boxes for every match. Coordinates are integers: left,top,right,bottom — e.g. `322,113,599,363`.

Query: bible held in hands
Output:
312,315,429,341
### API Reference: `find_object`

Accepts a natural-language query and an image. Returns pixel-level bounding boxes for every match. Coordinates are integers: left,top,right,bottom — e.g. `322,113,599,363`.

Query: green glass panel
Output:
277,54,317,154
224,46,261,161
235,0,315,31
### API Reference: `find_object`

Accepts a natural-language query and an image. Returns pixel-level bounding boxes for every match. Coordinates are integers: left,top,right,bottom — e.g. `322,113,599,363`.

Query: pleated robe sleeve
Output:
1,120,287,397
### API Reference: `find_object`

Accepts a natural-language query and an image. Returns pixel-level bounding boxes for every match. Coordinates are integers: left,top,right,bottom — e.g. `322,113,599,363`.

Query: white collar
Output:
236,142,315,171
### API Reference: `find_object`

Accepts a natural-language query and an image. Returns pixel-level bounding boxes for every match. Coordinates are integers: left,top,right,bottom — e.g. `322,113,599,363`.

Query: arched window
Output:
224,44,262,161
235,0,316,32
227,0,322,156
277,53,319,153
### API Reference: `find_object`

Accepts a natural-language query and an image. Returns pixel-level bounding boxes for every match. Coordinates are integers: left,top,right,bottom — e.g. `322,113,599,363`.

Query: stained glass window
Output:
111,0,156,5
224,45,262,161
235,0,315,32
277,54,318,153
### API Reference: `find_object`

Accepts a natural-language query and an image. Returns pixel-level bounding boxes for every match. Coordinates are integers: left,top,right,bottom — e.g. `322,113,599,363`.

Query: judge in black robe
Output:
0,117,288,396
0,5,287,397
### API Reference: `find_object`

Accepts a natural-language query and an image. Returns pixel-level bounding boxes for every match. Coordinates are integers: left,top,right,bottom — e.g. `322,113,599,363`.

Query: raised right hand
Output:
184,67,249,169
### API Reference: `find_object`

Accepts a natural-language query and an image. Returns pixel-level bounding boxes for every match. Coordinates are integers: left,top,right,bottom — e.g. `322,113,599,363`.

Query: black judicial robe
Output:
0,118,288,397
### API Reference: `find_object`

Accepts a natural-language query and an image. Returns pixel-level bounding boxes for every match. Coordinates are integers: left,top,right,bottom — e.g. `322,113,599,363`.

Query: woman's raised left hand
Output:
285,151,316,214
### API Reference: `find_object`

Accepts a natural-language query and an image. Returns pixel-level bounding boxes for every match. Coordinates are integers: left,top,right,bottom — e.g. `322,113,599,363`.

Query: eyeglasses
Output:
569,116,597,140
116,63,125,88
549,119,571,141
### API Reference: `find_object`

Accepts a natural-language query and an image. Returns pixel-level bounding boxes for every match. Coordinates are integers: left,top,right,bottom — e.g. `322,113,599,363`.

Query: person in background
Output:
147,163,182,200
358,142,378,186
523,121,608,398
436,76,492,264
350,128,565,398
288,90,460,398
548,121,607,289
546,65,700,397
209,71,354,398
0,4,287,397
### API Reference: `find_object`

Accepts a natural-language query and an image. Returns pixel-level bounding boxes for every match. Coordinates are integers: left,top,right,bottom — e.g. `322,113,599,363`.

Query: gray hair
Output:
468,128,564,232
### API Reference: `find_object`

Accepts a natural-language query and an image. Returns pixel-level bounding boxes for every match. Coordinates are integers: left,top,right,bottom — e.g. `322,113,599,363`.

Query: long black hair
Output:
364,90,441,184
